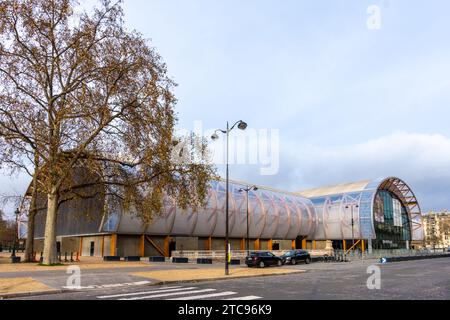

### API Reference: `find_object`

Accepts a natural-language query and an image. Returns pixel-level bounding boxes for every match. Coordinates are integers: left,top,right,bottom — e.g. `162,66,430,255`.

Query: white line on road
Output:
64,281,152,290
168,291,237,300
222,296,263,301
119,289,217,300
97,286,190,299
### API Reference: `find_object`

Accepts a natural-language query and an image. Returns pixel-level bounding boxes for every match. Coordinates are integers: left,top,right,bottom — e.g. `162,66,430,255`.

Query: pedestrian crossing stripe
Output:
168,291,237,300
64,281,152,290
119,289,217,300
98,286,190,299
97,285,263,301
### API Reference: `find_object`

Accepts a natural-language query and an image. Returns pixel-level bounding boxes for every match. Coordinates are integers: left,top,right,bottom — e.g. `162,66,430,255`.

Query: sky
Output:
1,0,450,217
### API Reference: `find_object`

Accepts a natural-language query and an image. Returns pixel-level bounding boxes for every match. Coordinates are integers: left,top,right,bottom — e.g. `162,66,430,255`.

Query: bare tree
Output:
0,0,215,265
0,208,16,244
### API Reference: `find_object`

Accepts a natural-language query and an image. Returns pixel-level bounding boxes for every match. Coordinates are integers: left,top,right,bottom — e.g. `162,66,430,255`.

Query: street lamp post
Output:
239,186,258,256
11,208,20,258
212,120,247,276
346,204,359,249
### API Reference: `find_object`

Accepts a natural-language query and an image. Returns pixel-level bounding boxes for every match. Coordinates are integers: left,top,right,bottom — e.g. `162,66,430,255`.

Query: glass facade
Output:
373,190,412,249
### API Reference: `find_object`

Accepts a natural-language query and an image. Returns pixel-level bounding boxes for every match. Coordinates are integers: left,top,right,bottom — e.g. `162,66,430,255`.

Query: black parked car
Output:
246,251,283,268
281,250,311,265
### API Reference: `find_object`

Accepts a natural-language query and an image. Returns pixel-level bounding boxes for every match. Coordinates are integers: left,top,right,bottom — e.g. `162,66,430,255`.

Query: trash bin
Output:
11,256,21,263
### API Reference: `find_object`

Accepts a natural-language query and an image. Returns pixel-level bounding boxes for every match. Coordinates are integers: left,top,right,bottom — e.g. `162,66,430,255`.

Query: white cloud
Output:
219,131,450,213
280,131,450,211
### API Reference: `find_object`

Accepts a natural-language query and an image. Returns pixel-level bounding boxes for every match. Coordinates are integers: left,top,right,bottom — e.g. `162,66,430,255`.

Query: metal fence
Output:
171,249,334,261
336,248,449,262
171,248,449,262
0,241,25,252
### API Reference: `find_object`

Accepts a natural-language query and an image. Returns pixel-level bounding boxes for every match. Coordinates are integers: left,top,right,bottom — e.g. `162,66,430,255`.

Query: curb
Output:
149,269,307,287
0,289,68,300
0,269,306,300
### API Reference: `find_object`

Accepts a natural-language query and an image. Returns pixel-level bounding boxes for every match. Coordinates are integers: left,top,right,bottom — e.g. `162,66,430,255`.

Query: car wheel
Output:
305,257,311,264
277,260,282,267
259,261,265,268
291,259,297,265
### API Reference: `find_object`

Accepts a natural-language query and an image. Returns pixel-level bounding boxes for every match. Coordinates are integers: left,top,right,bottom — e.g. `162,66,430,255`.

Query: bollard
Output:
76,251,80,262
70,252,74,262
39,252,43,263
64,252,69,262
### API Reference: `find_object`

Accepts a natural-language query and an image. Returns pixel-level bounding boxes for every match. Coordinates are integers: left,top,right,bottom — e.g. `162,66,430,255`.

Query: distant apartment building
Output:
423,211,450,249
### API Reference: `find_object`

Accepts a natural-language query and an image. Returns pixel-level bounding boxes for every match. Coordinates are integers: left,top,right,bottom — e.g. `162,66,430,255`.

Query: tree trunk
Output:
24,211,36,262
42,189,59,265
24,174,38,262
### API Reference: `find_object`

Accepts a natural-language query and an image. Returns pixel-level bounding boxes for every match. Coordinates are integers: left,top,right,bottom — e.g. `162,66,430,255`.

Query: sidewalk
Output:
131,267,305,283
0,253,154,272
0,254,306,298
0,278,55,297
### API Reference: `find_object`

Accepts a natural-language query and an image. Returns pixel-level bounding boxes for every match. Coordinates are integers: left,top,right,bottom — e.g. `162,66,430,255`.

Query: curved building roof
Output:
296,177,423,241
297,180,372,198
102,179,317,240
24,176,424,243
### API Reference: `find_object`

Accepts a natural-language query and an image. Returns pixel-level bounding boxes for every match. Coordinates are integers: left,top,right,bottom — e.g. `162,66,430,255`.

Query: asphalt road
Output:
15,257,450,300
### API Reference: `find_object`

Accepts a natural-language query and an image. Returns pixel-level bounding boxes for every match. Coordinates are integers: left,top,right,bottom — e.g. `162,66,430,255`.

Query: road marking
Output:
97,285,265,301
98,286,191,299
168,291,237,300
223,296,262,300
119,289,217,300
64,281,152,290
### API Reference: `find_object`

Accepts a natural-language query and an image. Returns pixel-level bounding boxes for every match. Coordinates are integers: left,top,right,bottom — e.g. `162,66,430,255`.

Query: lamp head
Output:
211,133,220,141
252,186,258,191
237,121,248,131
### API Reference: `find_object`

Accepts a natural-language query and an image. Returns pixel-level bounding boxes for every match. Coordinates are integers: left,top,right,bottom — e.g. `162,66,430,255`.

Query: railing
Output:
336,248,450,262
171,249,334,261
170,248,449,263
0,241,25,253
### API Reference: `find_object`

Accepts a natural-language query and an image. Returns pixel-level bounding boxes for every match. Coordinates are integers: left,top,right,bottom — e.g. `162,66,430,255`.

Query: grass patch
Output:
38,263,65,267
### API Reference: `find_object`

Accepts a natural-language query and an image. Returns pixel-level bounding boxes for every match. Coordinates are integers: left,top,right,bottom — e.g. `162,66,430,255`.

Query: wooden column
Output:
254,239,260,251
268,239,273,251
361,240,365,254
164,236,171,257
302,239,307,249
78,237,83,257
292,240,296,250
139,235,145,257
110,234,117,256
343,240,347,252
313,240,317,250
240,238,245,251
206,237,212,251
